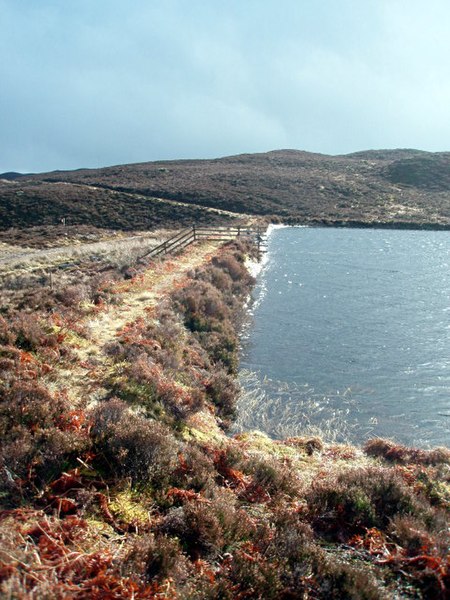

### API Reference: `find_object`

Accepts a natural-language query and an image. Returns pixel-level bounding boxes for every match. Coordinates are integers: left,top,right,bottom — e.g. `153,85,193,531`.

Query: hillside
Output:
1,149,449,235
0,182,237,232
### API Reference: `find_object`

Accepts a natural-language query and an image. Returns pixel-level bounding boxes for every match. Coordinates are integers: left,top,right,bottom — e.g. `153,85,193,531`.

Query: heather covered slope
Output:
0,181,239,232
4,148,449,229
0,239,448,598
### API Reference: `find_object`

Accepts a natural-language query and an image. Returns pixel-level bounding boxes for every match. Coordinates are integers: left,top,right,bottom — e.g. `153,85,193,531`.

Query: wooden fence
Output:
138,225,265,261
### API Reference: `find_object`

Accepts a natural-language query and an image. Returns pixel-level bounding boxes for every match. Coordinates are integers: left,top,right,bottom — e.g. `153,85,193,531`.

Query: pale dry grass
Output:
0,229,176,306
0,230,171,275
43,241,221,407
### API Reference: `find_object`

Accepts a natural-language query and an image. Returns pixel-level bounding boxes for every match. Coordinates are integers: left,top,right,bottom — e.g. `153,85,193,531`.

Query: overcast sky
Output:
1,0,450,173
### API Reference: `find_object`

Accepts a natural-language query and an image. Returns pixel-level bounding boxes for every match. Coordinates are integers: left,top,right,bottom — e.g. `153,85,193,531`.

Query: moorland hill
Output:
1,149,449,234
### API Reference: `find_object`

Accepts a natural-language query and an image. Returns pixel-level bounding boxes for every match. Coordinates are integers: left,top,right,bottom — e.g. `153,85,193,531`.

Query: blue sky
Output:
1,0,450,172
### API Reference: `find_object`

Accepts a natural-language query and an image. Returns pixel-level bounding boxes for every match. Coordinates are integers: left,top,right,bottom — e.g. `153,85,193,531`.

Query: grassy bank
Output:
0,238,449,598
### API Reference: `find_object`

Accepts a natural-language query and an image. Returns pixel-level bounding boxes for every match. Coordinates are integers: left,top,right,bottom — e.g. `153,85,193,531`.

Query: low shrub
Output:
268,509,315,563
314,556,388,600
171,245,254,376
364,438,450,465
91,399,179,488
201,265,233,293
161,486,253,559
9,312,56,351
124,533,189,583
285,435,324,455
0,381,66,434
197,327,238,374
242,454,300,500
114,353,204,420
55,284,89,307
0,316,14,346
0,409,90,500
213,542,284,599
174,281,231,333
306,466,425,538
204,370,239,420
172,444,217,492
389,512,450,557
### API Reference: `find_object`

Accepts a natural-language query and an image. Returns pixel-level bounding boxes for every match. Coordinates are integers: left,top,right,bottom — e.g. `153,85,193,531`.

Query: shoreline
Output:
282,218,450,231
0,237,448,598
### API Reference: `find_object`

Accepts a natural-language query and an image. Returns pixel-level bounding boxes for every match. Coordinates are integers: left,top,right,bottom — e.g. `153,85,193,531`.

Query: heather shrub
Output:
307,466,424,536
205,370,239,420
182,501,225,557
170,245,255,379
161,487,252,559
125,354,160,392
91,400,179,488
174,281,230,333
121,265,138,280
172,444,217,491
390,511,450,556
103,340,126,360
0,354,17,384
212,253,250,283
55,284,89,307
118,353,204,420
213,543,284,599
197,327,238,373
0,433,35,494
389,515,433,555
155,305,189,347
242,454,300,499
90,397,129,432
202,486,254,546
0,420,89,500
268,509,315,564
0,357,89,500
364,438,450,465
124,533,189,583
0,382,67,434
34,428,90,484
285,435,324,455
388,513,450,597
255,515,319,598
10,312,54,351
0,316,14,346
314,556,387,600
201,265,233,292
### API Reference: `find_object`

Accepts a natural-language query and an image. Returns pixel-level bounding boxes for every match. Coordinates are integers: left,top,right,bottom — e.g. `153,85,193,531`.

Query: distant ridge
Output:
0,171,25,180
1,149,449,230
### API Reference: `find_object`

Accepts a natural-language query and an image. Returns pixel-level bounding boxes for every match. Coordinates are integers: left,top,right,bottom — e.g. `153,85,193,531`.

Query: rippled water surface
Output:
236,227,450,447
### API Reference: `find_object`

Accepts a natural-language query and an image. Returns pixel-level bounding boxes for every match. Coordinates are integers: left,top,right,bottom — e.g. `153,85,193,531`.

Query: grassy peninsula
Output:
0,149,449,597
0,232,449,599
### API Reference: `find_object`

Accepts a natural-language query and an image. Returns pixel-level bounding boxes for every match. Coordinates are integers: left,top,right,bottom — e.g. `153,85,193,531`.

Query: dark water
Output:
236,226,450,448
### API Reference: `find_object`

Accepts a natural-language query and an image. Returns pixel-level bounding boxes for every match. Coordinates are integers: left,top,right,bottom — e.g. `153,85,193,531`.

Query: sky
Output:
1,0,450,173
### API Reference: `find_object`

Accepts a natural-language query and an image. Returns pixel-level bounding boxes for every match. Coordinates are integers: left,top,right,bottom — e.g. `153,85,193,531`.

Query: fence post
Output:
192,224,196,241
256,226,262,259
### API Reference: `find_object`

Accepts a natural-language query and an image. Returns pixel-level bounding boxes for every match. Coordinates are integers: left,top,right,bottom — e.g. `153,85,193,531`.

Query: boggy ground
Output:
0,237,449,599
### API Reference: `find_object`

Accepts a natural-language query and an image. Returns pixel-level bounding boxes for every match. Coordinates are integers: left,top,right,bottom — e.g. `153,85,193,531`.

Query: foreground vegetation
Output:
0,237,449,598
